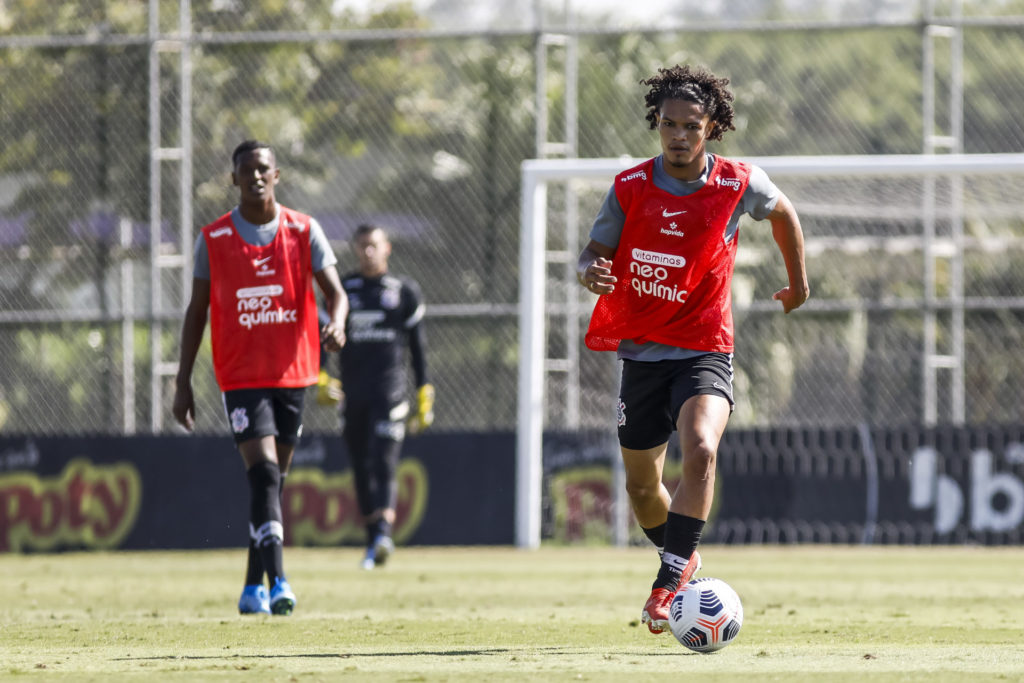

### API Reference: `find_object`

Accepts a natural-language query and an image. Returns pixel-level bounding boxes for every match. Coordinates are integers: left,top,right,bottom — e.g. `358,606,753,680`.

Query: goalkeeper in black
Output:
335,223,433,569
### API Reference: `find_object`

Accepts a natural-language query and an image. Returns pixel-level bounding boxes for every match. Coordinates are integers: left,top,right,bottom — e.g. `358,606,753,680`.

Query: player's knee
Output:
683,443,717,478
625,478,663,504
247,460,282,490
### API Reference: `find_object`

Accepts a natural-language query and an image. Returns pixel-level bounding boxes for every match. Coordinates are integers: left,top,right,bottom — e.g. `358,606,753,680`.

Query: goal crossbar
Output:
522,152,1024,181
516,152,1024,548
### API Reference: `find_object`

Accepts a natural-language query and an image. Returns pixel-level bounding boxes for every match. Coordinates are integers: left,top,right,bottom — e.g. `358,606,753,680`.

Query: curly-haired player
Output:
577,65,809,634
641,64,735,139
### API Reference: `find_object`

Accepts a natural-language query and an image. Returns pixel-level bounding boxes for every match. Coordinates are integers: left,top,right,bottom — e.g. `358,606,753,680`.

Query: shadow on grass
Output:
114,649,509,661
114,646,683,661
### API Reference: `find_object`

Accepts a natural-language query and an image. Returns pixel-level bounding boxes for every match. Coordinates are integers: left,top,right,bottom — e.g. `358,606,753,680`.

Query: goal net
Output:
517,153,1024,548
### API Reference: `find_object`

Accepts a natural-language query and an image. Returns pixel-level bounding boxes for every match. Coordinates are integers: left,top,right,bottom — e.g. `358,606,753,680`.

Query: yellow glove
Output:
316,369,343,405
407,383,435,434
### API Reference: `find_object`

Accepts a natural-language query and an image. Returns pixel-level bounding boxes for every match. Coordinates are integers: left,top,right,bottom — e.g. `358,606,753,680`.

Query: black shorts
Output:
222,387,307,445
617,353,734,450
343,397,409,444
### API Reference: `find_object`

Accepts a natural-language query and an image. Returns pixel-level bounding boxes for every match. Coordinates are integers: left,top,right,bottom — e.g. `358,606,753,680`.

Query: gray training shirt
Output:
192,205,337,280
589,154,780,362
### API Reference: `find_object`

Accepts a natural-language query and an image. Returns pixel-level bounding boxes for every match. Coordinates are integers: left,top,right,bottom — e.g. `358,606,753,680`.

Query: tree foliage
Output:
1,1,1023,432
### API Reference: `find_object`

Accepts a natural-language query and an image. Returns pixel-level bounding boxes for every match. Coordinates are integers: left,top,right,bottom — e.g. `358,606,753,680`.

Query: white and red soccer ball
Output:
668,577,744,652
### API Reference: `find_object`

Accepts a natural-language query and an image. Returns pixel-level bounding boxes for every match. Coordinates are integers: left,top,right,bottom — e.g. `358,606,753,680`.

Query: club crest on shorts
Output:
617,398,627,427
230,407,249,433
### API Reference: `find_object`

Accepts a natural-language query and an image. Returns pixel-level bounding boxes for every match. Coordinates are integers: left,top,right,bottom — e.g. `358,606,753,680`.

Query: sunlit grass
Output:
3,545,1023,681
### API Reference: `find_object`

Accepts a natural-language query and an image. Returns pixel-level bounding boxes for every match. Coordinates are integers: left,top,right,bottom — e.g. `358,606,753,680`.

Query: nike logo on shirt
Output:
662,209,687,217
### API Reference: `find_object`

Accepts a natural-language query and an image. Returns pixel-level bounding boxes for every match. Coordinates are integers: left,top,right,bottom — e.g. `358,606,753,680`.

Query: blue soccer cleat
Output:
238,584,270,614
269,577,296,616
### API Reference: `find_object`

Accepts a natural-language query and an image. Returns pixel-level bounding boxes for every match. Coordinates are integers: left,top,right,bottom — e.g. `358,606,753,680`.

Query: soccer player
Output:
577,65,809,634
172,140,347,615
335,224,433,570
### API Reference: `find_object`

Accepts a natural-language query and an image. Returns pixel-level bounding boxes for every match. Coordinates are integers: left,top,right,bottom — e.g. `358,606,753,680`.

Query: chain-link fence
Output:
537,157,1024,435
1,1,1023,435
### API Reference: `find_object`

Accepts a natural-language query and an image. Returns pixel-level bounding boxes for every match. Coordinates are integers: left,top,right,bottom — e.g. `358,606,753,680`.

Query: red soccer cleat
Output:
641,587,675,634
678,549,702,584
641,550,702,634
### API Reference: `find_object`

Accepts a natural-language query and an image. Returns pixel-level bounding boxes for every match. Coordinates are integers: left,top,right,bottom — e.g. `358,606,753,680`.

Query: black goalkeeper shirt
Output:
339,272,427,405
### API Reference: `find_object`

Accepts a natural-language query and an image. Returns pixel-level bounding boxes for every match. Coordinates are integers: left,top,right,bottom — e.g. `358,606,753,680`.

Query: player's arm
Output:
577,185,623,295
315,265,347,351
407,323,434,434
173,277,211,431
405,283,434,433
576,240,617,295
315,306,343,404
766,192,810,313
409,322,428,390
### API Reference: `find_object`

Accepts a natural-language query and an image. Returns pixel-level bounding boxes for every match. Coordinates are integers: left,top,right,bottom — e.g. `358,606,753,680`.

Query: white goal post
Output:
516,152,1024,549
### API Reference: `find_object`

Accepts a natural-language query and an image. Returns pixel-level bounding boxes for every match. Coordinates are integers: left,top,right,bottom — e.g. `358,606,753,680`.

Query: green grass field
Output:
3,545,1023,681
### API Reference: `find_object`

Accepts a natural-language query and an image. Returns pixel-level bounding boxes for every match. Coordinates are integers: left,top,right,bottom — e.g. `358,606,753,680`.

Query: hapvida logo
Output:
660,222,685,238
252,255,276,277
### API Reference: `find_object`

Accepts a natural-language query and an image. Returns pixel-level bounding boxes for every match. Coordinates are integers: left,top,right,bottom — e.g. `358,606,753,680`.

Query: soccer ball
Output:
668,577,743,653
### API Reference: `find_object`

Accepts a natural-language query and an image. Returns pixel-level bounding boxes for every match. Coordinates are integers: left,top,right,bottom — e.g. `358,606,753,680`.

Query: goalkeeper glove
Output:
316,369,343,405
407,383,435,434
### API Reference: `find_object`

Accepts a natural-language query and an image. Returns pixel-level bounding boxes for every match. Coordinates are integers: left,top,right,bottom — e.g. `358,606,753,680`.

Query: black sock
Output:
259,538,284,584
641,522,666,552
664,511,704,560
244,533,264,586
247,461,285,583
243,467,287,586
653,563,682,592
652,512,705,591
365,521,377,547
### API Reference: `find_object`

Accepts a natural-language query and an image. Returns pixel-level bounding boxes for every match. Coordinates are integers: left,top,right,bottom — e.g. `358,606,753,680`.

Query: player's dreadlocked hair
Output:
641,65,735,141
232,139,274,168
